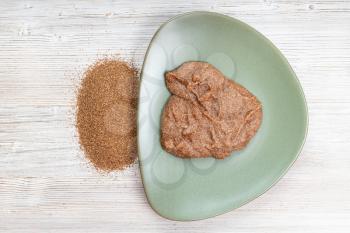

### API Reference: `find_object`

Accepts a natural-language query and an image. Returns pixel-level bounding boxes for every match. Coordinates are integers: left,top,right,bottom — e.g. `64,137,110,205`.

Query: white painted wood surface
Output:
0,0,350,232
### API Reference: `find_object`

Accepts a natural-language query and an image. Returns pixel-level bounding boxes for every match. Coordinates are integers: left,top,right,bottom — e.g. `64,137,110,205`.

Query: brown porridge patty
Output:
160,61,262,159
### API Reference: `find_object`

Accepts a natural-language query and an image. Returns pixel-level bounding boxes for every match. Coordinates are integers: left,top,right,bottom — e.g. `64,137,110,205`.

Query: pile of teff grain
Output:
76,59,139,171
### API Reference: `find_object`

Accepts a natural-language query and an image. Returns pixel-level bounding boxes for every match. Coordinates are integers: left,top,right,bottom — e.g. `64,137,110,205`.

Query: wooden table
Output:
1,0,349,232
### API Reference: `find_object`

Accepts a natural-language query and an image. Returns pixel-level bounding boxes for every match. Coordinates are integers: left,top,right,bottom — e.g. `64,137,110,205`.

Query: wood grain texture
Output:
0,0,350,232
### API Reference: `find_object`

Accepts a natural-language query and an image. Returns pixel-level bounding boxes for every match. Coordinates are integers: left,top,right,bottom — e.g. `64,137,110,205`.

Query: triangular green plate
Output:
137,11,308,221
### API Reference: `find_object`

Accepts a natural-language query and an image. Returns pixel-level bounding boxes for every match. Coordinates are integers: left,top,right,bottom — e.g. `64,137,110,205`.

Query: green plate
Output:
137,11,308,221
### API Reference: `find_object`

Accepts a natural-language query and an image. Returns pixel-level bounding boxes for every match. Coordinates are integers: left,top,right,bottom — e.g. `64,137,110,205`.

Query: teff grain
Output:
76,59,139,171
